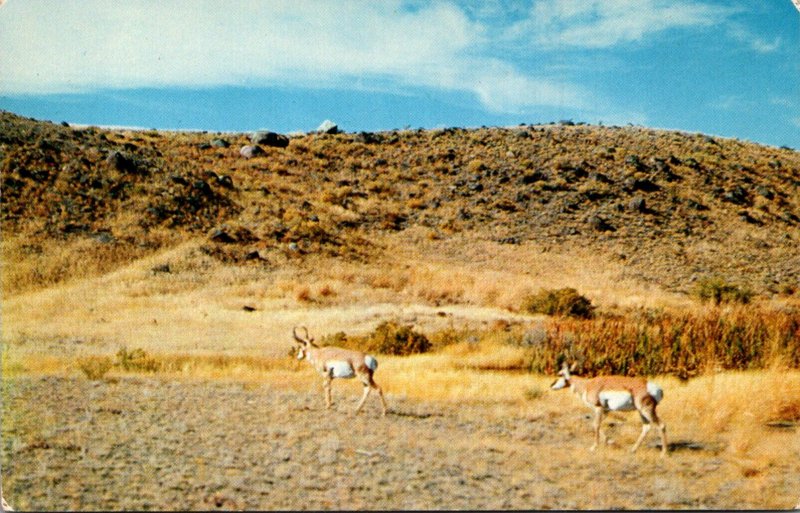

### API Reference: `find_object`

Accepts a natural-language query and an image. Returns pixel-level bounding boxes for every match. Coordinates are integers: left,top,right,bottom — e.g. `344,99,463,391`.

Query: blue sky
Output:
1,1,798,148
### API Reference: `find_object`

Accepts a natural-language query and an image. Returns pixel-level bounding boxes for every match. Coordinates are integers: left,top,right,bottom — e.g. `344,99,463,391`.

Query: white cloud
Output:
770,96,796,108
0,0,590,114
1,0,771,122
727,23,781,53
508,0,733,49
1,1,469,90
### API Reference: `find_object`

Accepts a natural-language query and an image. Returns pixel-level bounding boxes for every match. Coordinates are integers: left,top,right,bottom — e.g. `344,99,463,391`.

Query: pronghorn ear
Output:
569,362,578,372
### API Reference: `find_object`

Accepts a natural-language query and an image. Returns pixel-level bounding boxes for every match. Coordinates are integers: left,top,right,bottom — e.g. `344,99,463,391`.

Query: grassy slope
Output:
2,110,800,298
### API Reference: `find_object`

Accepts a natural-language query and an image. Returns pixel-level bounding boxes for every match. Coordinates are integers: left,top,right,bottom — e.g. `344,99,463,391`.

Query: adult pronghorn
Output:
292,326,387,416
551,362,668,455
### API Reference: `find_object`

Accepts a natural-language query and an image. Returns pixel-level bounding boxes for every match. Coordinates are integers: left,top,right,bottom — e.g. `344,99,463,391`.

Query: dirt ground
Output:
2,375,799,511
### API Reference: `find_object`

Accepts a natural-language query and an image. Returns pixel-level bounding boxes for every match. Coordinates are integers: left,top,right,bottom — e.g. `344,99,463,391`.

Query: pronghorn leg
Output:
657,421,668,456
323,375,333,410
370,376,388,417
652,409,668,456
590,406,604,451
632,403,658,453
631,422,652,453
354,383,371,415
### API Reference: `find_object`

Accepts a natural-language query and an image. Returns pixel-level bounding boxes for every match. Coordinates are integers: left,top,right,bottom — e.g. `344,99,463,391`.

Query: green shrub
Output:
693,278,753,305
365,321,432,356
116,347,161,373
521,288,595,319
77,355,113,380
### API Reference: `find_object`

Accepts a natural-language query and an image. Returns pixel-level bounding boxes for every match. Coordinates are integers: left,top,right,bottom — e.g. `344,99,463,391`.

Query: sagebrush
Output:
521,288,595,319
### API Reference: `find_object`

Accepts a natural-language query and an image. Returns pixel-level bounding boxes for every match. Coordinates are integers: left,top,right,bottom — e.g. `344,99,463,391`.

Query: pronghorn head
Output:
292,326,316,360
551,362,577,390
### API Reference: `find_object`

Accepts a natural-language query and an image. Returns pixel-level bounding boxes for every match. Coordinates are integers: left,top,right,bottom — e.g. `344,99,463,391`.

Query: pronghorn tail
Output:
646,381,664,404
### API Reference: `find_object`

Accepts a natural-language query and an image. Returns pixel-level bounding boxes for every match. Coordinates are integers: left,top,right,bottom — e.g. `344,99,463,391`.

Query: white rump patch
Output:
646,381,663,403
326,360,355,378
364,355,378,371
599,390,635,411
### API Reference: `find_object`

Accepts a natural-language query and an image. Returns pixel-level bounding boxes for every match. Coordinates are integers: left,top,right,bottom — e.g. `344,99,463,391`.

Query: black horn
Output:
293,326,315,346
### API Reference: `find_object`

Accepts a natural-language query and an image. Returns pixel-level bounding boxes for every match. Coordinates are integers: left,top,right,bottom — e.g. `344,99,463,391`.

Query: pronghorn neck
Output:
568,375,589,396
302,344,321,364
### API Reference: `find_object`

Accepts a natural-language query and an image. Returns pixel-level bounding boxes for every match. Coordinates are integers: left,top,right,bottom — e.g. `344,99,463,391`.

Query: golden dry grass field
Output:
2,111,800,510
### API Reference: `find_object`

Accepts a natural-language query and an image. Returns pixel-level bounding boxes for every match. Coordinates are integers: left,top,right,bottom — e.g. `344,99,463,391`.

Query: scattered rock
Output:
151,263,171,274
217,175,234,189
244,250,266,261
588,215,615,232
756,186,775,200
738,211,761,225
520,171,548,184
625,177,659,192
722,186,750,206
684,157,701,169
628,196,647,212
354,131,382,144
209,225,256,244
316,120,338,134
589,171,612,184
686,199,708,211
625,155,647,172
239,145,264,159
210,229,237,243
192,179,213,197
91,231,115,244
210,138,230,148
251,131,289,148
106,151,141,174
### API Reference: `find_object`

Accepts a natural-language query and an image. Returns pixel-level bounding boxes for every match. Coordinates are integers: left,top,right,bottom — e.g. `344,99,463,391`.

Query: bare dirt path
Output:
3,376,798,510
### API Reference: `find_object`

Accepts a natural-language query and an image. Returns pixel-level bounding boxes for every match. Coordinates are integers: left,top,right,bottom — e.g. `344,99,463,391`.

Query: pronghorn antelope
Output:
292,326,387,416
551,363,668,455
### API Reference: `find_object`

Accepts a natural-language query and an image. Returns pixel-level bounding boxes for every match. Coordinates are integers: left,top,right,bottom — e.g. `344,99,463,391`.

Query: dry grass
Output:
4,335,799,509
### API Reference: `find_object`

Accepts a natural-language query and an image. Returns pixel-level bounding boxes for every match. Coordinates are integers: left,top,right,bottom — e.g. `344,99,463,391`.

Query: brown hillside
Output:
2,110,799,297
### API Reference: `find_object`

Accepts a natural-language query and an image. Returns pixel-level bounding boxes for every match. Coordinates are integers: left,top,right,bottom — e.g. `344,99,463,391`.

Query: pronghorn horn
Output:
292,326,309,345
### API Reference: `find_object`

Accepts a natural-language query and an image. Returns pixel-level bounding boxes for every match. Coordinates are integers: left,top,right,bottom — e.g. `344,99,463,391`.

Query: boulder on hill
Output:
239,145,265,159
251,131,289,148
106,150,140,174
316,119,339,134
